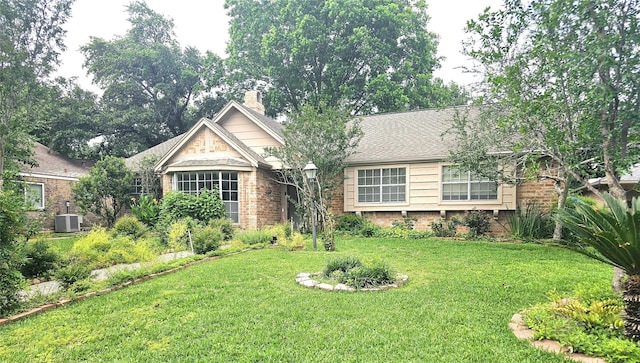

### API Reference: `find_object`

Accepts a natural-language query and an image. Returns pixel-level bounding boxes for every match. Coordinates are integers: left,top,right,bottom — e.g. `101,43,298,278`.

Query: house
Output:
127,91,291,229
19,142,92,230
584,164,640,204
128,91,557,234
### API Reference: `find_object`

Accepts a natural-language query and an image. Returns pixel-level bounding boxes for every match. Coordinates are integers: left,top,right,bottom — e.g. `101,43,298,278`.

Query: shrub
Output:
112,214,148,240
191,225,223,254
335,213,368,233
391,217,417,230
70,228,111,264
208,218,235,241
20,240,61,279
322,256,396,289
323,256,363,277
237,230,272,245
130,195,160,227
0,190,29,315
510,201,553,240
341,261,396,289
460,210,491,237
166,219,193,252
159,190,226,225
430,219,458,237
70,228,156,268
54,261,91,291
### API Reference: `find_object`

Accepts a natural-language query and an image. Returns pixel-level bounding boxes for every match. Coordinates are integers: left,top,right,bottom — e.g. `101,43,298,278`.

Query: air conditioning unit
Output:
55,214,80,233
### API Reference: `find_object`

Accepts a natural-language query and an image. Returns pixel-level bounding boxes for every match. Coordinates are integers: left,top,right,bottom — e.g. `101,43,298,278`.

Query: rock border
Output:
509,313,607,363
295,272,408,292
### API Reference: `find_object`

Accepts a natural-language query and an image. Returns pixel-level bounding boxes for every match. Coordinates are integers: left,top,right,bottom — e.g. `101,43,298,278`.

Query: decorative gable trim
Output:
214,101,285,144
154,117,267,173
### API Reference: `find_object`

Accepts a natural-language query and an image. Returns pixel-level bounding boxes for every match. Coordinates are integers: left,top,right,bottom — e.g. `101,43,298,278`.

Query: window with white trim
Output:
357,168,406,203
442,166,497,201
25,182,45,210
174,171,239,223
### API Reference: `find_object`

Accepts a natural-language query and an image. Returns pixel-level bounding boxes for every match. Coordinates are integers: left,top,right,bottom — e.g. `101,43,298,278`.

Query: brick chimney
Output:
243,90,265,115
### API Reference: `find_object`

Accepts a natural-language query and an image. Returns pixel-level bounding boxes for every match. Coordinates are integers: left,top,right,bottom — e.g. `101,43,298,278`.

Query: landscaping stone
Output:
509,313,607,363
316,283,334,291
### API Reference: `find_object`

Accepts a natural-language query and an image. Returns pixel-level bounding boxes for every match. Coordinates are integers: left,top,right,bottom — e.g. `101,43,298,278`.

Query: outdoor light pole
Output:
303,161,318,251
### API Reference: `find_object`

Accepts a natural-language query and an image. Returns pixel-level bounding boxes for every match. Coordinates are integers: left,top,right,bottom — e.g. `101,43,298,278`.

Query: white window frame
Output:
357,167,406,204
25,182,45,210
173,171,239,223
441,165,497,201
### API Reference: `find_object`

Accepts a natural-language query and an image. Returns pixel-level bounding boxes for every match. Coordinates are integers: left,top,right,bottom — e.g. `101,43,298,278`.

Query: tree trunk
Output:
609,179,628,293
552,175,571,240
624,275,640,341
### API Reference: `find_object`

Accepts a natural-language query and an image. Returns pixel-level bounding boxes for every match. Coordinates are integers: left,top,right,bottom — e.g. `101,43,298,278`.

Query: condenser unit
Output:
55,214,80,233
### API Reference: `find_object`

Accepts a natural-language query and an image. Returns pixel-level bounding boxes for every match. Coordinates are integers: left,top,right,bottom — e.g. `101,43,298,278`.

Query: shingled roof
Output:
125,134,183,171
21,143,91,179
347,106,477,164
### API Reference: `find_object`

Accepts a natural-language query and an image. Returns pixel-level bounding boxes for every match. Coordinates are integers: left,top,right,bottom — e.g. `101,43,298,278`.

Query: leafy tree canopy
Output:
225,0,467,116
449,0,640,203
73,156,134,228
0,0,73,190
81,1,226,157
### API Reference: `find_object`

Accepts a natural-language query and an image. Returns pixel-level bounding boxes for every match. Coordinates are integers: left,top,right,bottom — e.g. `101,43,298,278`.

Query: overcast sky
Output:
56,0,504,91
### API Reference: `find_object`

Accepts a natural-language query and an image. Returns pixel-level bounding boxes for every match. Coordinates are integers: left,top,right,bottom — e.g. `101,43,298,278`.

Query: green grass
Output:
0,237,612,362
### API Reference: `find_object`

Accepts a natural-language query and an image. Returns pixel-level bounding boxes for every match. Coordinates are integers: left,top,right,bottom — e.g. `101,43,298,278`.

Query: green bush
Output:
460,210,491,237
54,261,91,291
159,189,226,225
20,240,61,279
237,230,272,245
192,225,223,254
112,214,148,240
510,201,553,240
373,227,431,239
71,228,156,268
323,256,362,277
208,218,235,241
335,214,368,233
341,261,396,289
430,219,458,237
0,189,29,315
322,256,396,289
166,219,193,252
391,217,417,230
524,285,640,363
130,195,160,227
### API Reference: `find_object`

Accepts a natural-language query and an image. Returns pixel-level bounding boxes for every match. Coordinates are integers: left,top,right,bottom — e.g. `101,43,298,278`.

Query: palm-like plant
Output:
556,193,640,341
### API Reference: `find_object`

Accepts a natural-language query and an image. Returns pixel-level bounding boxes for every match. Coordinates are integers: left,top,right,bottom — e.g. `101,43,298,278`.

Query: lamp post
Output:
303,161,318,251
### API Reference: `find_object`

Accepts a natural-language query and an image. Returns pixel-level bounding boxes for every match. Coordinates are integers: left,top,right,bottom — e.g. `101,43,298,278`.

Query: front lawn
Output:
0,237,611,362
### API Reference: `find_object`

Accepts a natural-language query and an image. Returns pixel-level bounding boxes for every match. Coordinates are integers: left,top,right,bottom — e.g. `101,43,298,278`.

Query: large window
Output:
174,171,239,223
442,166,497,201
357,168,406,203
25,182,45,210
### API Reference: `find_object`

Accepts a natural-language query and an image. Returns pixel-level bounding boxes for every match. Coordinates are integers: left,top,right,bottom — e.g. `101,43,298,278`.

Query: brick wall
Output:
237,169,283,230
22,176,100,230
516,179,558,211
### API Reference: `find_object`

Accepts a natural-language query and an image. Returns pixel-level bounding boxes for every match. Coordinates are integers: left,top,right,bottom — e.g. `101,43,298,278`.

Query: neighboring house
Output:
19,142,92,230
127,91,558,234
584,163,640,204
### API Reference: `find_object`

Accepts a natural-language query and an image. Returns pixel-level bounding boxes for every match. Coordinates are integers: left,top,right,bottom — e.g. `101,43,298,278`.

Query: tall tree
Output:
32,77,103,159
81,1,225,157
267,104,362,250
0,0,73,190
225,0,466,116
73,156,134,228
449,0,640,290
449,0,639,226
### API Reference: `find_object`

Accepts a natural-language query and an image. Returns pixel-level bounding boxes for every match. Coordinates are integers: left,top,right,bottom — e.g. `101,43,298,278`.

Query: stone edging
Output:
509,313,607,363
0,249,254,327
295,272,408,292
